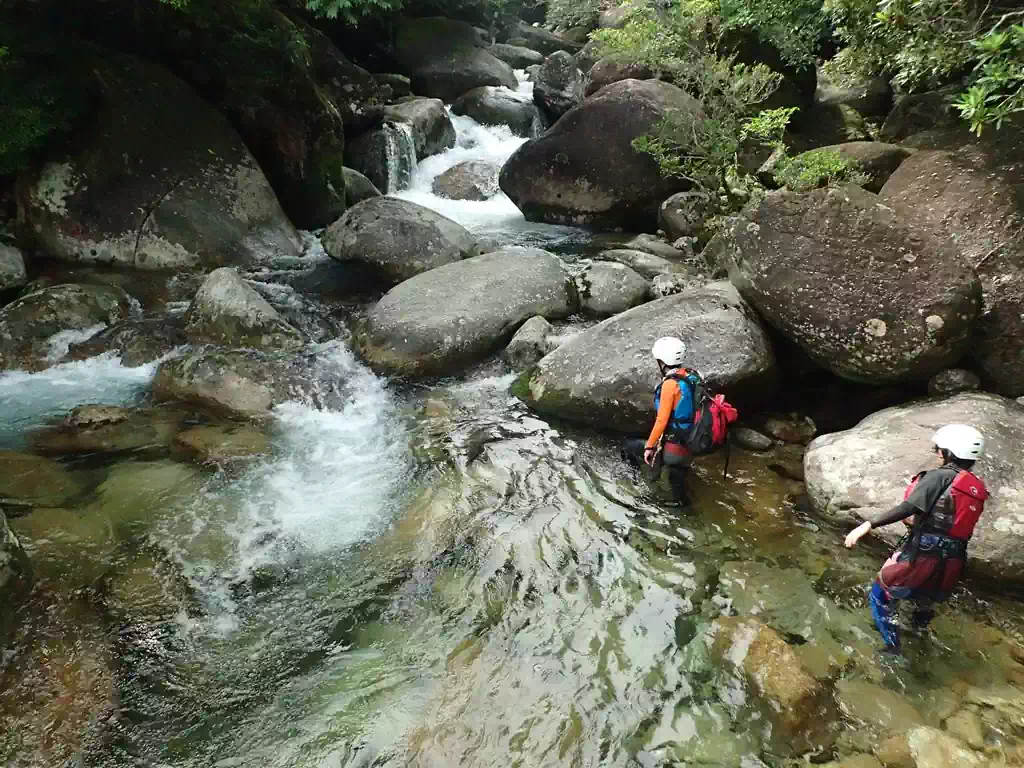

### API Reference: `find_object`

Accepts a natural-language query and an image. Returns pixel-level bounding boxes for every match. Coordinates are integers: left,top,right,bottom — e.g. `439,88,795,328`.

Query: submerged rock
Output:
174,424,271,464
16,52,301,271
432,161,500,201
0,243,28,292
804,392,1024,583
322,197,479,285
836,680,925,732
575,261,649,317
516,281,777,433
724,186,982,384
359,247,575,376
67,315,187,367
28,405,183,458
342,167,381,206
184,268,303,351
452,86,546,138
501,79,699,230
503,315,555,369
533,51,585,121
382,97,457,160
0,283,133,371
0,451,85,509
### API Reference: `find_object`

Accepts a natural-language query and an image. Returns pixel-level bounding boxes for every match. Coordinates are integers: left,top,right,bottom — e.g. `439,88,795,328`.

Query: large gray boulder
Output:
575,262,649,317
533,51,585,121
342,167,381,206
0,284,133,371
452,86,547,138
488,43,544,69
500,79,699,229
382,98,456,159
504,315,555,369
394,17,518,103
658,191,718,242
346,122,417,194
0,244,28,292
515,282,778,433
596,249,688,280
505,22,582,56
585,57,653,97
724,186,982,384
321,197,479,285
184,268,303,351
358,247,576,376
432,161,500,201
804,392,1024,583
16,53,301,271
881,126,1024,397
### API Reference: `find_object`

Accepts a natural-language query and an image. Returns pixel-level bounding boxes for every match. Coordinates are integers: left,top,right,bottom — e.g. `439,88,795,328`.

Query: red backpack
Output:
685,373,739,476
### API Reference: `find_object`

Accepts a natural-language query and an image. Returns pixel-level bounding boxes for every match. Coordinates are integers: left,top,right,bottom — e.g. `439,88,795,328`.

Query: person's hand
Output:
845,521,872,549
644,447,656,466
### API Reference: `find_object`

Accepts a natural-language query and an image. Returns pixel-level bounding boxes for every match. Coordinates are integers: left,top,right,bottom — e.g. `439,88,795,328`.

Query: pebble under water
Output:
4,93,1024,768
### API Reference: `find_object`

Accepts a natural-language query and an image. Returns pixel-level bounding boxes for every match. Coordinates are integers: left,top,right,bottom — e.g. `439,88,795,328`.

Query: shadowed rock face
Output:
805,392,1024,583
723,186,982,384
16,52,301,272
517,281,778,433
358,247,576,377
500,79,699,230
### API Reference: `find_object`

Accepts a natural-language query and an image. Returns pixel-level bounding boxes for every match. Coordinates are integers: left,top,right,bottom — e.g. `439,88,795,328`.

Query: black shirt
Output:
869,466,960,528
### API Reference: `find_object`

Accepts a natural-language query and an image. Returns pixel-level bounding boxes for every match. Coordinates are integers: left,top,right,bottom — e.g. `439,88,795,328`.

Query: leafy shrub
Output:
720,0,826,68
774,148,868,191
955,21,1024,135
547,0,602,29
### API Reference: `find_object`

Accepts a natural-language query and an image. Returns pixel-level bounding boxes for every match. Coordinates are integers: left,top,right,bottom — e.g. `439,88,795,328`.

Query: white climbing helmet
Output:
932,424,985,461
652,336,686,367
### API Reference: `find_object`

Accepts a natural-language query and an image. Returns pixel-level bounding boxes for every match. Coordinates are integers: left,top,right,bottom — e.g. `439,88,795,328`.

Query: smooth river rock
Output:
358,247,575,377
724,186,982,384
575,262,649,317
804,392,1024,583
533,51,585,121
452,86,547,138
321,197,479,285
516,281,777,433
0,244,28,292
382,98,456,160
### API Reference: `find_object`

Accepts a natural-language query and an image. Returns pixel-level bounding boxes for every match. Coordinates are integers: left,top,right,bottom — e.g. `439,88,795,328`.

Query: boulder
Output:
710,617,834,756
599,6,630,29
585,57,653,96
816,66,892,118
801,142,913,193
596,249,686,279
0,509,31,642
346,121,417,194
724,186,983,384
651,271,703,298
764,413,817,445
804,392,1024,583
152,348,302,419
624,233,692,262
322,197,479,285
575,261,649,317
533,51,585,121
500,79,699,229
374,73,412,99
732,427,773,452
16,53,301,271
503,315,555,369
906,727,983,767
67,315,187,367
27,405,182,458
343,167,382,206
881,86,962,142
836,680,925,732
880,128,1024,396
174,424,271,464
394,16,518,103
0,284,133,371
0,244,28,292
432,160,500,201
795,103,872,148
563,26,592,45
505,22,582,56
358,247,575,376
515,281,777,433
658,191,718,242
488,43,544,69
928,369,981,397
452,86,547,138
184,268,303,351
382,98,456,159
0,451,84,509
574,40,602,73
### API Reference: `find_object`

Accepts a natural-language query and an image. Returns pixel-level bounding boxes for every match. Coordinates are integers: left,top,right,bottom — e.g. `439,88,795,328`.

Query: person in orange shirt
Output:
622,336,696,504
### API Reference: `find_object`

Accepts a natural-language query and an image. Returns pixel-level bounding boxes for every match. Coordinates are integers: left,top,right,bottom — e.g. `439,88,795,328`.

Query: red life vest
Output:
904,469,989,541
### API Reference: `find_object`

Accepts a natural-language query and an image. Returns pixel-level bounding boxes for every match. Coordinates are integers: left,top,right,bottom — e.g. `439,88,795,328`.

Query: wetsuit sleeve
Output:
646,378,681,450
869,500,919,528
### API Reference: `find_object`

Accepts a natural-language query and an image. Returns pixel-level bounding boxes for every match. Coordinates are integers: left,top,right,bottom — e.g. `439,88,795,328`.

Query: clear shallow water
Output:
4,79,1024,768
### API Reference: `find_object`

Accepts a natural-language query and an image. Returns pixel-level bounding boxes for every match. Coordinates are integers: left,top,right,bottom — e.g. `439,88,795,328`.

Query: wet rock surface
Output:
0,451,85,509
452,86,546,138
517,281,777,432
27,405,183,458
503,315,555,369
382,98,457,160
431,160,500,201
575,261,649,317
67,314,187,367
174,424,271,464
343,167,381,206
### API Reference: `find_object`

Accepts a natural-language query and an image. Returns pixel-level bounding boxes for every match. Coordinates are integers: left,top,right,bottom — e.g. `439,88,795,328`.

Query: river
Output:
3,77,1024,768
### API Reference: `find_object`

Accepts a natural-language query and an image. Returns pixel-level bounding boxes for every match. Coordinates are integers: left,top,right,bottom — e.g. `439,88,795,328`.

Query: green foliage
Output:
740,106,797,146
304,0,404,22
955,21,1024,135
547,0,601,29
591,1,713,76
774,148,868,191
720,0,826,68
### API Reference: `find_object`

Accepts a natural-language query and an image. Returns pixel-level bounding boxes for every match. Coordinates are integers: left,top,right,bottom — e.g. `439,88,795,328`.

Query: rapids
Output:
3,78,1024,768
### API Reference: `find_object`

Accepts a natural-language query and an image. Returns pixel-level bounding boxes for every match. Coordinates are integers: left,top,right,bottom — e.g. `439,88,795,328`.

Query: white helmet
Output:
932,424,985,461
652,336,686,367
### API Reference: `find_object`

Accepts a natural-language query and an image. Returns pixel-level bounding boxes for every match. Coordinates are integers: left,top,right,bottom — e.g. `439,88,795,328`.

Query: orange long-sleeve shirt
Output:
645,377,682,450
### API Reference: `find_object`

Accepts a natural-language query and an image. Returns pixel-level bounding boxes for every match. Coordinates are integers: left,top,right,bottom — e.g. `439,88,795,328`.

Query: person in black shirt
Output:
844,424,989,652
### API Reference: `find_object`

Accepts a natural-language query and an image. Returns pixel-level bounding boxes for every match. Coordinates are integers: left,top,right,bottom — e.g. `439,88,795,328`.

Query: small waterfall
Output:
349,121,417,194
